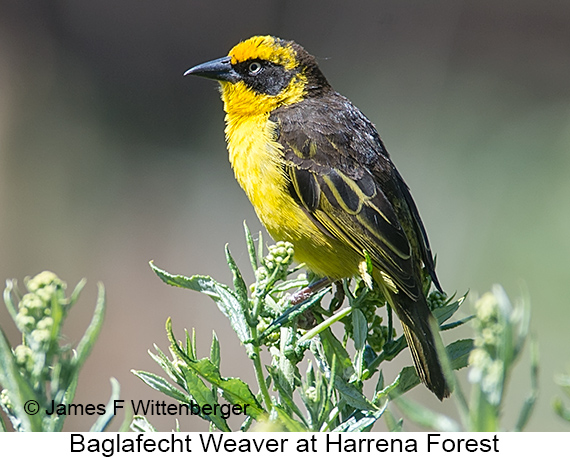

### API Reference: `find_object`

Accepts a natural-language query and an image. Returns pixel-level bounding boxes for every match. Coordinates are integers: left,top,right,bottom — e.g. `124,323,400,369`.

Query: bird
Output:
184,35,450,400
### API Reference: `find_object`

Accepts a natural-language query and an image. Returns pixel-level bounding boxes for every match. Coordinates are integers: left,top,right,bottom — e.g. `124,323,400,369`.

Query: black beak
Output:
184,56,239,83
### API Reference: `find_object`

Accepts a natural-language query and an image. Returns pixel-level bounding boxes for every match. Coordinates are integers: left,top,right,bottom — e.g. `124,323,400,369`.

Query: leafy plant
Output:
133,223,472,431
0,271,119,432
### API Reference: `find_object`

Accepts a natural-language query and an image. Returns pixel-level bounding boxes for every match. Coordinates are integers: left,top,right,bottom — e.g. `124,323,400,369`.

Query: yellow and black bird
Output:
185,35,450,399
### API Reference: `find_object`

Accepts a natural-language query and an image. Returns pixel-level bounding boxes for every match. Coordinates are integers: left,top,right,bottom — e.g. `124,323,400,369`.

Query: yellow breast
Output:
224,110,302,238
223,105,361,280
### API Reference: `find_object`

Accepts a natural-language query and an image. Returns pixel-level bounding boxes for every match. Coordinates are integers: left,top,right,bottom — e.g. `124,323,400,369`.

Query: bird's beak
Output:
184,56,239,83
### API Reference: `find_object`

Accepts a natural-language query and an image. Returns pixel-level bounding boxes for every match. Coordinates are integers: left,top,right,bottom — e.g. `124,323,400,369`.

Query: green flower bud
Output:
30,328,51,345
13,345,32,366
20,293,44,314
475,292,498,323
0,389,12,410
26,271,64,293
304,386,318,403
37,316,54,331
468,347,491,370
15,314,36,332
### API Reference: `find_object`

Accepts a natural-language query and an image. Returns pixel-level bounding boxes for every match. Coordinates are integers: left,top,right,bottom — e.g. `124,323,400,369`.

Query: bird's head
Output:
185,35,329,116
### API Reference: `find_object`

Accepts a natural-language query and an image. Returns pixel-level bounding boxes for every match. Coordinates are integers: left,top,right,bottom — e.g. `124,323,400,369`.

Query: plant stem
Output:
249,325,273,411
297,306,353,344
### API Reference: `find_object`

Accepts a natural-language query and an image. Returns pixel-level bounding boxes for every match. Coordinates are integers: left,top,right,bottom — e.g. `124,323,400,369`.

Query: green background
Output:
0,0,568,431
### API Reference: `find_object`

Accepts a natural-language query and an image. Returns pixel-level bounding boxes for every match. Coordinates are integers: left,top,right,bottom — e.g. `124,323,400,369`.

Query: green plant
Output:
553,369,570,423
0,271,119,432
133,223,472,431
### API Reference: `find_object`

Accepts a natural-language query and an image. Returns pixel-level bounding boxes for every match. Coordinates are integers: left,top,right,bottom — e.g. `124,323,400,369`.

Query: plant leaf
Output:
73,282,106,373
132,370,191,404
225,245,249,308
151,262,252,344
272,404,308,431
352,308,367,352
185,358,265,420
130,415,157,432
267,366,308,427
387,366,421,399
334,376,376,411
243,221,258,272
178,365,231,432
318,327,354,379
210,332,221,369
90,378,122,432
333,402,387,432
3,280,19,323
393,394,461,431
447,339,474,370
148,345,187,388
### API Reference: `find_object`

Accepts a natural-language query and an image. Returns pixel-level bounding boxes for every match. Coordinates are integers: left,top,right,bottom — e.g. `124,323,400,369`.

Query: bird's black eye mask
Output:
233,59,298,96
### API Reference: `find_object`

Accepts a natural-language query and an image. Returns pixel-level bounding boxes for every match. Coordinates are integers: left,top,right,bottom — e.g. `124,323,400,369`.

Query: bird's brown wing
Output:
271,94,434,300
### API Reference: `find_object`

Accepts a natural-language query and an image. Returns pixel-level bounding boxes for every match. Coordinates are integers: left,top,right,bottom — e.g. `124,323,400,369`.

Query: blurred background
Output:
0,0,569,432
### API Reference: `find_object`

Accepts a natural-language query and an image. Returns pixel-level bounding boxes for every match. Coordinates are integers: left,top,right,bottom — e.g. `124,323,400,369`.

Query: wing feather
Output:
272,93,438,299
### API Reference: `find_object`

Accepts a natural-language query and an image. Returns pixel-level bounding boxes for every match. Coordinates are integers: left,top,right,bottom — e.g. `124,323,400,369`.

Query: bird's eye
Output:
248,61,262,75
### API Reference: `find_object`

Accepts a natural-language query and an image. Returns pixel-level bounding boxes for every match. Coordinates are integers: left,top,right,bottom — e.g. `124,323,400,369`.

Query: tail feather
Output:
393,294,451,400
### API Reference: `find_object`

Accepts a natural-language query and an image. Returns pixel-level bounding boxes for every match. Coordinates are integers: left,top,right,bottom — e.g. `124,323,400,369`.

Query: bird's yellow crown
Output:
228,35,297,70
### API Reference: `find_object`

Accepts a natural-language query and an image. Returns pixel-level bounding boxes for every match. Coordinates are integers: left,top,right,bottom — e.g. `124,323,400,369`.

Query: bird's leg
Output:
259,277,333,337
289,277,332,306
291,277,332,330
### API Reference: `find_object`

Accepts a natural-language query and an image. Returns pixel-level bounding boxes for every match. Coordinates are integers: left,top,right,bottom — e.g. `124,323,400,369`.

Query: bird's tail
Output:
394,294,451,400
